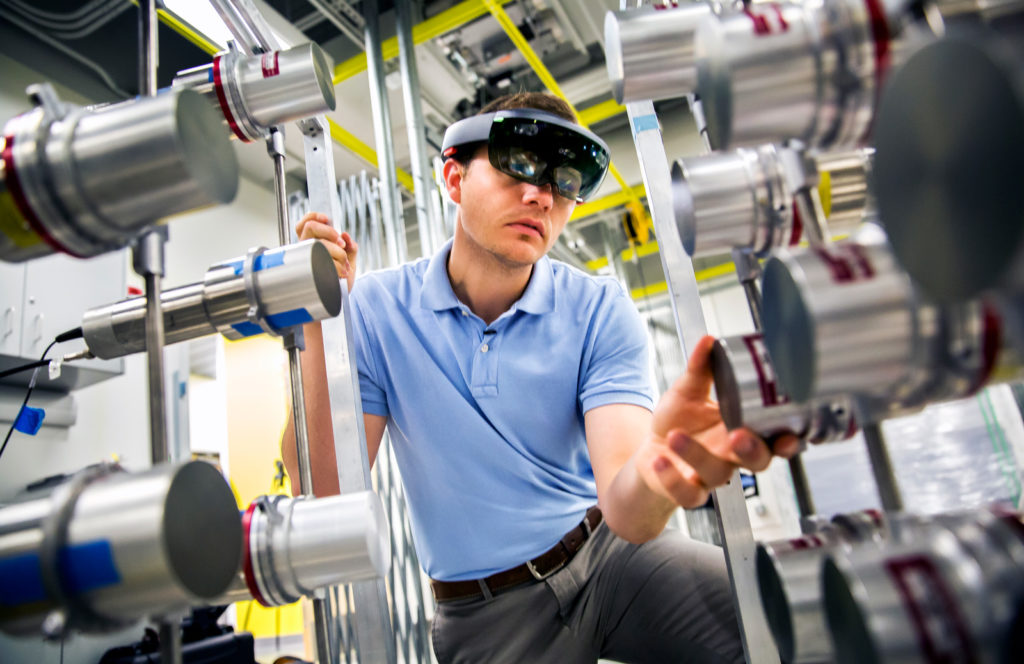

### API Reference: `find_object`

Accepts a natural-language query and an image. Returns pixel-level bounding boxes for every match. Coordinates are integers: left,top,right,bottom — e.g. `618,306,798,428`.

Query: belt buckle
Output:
526,557,564,581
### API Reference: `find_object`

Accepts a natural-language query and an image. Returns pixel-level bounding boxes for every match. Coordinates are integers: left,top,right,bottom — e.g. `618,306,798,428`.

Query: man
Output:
283,92,798,663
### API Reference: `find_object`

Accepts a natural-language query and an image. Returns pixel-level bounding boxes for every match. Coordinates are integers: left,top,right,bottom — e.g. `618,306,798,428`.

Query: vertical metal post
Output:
300,116,397,664
861,421,905,512
138,4,179,663
396,0,439,258
626,98,780,664
363,0,406,267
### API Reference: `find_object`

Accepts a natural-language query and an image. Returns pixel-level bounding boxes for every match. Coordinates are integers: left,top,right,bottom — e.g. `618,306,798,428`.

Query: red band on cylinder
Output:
213,55,250,142
261,52,280,78
885,555,975,662
789,203,803,246
241,501,273,608
1,133,82,257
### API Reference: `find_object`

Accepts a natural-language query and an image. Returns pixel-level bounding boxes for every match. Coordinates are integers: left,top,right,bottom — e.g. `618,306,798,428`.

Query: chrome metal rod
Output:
733,249,765,331
268,131,316,496
861,422,904,512
139,0,158,97
396,0,437,258
363,0,406,265
313,597,334,664
144,270,168,464
787,455,817,523
158,620,182,664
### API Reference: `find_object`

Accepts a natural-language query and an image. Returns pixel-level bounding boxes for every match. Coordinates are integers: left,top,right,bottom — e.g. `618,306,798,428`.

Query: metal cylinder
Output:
813,148,874,234
694,0,886,150
0,461,242,636
604,4,713,103
673,144,793,258
173,43,336,142
236,491,390,607
0,86,238,263
82,240,342,359
761,227,939,406
823,509,1024,664
874,31,1024,303
757,510,886,663
712,333,859,446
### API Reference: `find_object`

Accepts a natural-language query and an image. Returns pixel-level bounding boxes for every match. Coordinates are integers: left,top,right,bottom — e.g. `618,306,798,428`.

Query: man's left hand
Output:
636,335,801,508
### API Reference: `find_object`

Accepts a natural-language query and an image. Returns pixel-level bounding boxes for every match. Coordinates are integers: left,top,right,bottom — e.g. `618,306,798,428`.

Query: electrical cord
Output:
0,335,66,462
0,328,83,381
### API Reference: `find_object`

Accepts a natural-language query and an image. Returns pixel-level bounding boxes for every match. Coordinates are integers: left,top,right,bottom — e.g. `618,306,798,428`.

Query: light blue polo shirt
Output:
349,239,654,581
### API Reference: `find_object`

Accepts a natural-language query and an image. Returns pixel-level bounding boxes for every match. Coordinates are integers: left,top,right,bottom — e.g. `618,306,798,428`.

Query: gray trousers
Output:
430,522,745,663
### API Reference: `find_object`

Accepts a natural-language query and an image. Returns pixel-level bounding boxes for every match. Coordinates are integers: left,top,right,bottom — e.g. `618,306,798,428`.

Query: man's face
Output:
444,145,577,269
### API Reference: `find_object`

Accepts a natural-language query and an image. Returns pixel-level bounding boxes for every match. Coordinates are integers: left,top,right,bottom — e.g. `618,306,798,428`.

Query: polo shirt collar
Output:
419,238,556,315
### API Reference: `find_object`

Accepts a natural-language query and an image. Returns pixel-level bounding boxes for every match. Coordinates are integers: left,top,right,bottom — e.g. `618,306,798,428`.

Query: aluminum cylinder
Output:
241,491,390,607
604,4,712,103
873,31,1024,303
761,227,939,406
0,461,242,636
813,148,874,234
674,144,793,258
695,0,885,150
175,43,336,142
0,86,238,262
823,509,1024,664
757,510,886,663
713,333,859,446
82,240,342,359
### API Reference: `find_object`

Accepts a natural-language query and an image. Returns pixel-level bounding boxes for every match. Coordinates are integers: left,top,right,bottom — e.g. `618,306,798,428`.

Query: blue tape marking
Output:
230,321,263,337
228,251,286,276
0,540,120,607
0,552,46,606
631,114,660,136
60,540,120,595
14,406,44,435
229,308,313,337
266,308,313,330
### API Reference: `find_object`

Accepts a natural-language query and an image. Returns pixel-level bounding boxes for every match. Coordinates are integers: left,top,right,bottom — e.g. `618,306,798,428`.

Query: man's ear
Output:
442,158,464,205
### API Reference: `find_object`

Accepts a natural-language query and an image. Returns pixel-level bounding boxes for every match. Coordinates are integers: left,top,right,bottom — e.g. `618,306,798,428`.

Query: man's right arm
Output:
280,321,388,497
280,212,386,496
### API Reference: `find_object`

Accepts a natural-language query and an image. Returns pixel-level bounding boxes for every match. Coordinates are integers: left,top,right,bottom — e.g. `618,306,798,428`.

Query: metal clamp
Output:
526,557,566,581
241,246,280,337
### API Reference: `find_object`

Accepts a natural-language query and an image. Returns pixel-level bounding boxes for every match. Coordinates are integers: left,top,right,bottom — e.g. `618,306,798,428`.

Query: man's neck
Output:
447,232,534,325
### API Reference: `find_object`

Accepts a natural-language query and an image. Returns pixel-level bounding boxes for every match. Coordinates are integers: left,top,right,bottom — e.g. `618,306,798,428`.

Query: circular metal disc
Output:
761,256,816,402
874,32,1024,302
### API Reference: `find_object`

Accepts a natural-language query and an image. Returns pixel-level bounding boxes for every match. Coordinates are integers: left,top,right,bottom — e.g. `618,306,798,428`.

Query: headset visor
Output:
488,115,609,202
442,109,611,202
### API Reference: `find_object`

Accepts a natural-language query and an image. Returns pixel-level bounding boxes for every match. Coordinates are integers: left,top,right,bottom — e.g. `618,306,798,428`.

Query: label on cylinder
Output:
744,4,790,35
884,555,975,663
815,245,876,284
261,52,280,78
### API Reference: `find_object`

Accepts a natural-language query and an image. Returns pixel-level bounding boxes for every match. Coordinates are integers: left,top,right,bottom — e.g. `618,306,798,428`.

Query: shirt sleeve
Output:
577,282,655,414
349,282,390,417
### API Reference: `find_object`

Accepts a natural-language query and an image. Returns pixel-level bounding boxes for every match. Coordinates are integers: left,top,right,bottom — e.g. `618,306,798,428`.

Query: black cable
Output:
0,329,81,379
0,338,58,463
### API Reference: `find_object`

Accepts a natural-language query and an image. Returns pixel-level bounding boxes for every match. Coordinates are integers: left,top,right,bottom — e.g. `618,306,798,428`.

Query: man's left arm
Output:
586,335,800,544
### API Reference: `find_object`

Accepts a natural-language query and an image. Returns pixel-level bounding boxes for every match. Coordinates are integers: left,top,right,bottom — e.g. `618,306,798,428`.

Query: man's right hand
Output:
296,211,358,292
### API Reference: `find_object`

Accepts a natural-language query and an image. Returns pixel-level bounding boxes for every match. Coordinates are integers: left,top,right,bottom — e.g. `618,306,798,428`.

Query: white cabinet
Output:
1,250,125,390
0,262,24,357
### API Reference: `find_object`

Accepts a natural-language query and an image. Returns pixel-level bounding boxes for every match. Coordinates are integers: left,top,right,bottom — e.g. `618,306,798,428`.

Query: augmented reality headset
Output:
441,109,611,202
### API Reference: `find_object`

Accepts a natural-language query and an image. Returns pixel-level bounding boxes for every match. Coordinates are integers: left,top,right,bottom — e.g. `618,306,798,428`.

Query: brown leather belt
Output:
430,507,602,603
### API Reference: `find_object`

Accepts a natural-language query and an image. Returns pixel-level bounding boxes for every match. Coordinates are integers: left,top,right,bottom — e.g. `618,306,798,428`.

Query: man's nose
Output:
521,181,554,209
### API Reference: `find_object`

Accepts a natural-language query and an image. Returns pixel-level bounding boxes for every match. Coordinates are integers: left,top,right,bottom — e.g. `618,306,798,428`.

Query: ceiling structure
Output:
0,0,732,300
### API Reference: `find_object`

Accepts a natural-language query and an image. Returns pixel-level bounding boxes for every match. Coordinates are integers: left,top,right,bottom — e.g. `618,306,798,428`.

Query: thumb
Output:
672,335,716,401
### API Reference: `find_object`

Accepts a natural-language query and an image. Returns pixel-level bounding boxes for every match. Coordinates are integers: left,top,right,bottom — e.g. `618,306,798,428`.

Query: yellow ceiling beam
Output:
333,0,515,84
578,98,627,127
572,184,646,222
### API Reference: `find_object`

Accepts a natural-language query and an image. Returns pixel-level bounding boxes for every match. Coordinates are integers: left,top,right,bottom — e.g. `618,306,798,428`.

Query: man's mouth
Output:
508,219,544,238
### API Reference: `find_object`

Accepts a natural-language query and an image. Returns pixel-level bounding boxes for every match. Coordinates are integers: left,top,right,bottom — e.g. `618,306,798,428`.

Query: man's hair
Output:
450,92,577,166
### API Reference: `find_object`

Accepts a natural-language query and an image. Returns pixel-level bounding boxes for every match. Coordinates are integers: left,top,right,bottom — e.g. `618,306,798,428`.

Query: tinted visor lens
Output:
488,117,609,201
